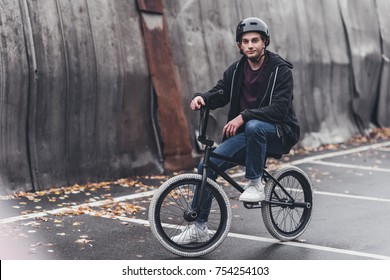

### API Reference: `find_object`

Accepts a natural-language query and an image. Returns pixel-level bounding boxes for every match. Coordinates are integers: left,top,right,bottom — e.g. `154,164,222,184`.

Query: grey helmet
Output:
236,17,270,46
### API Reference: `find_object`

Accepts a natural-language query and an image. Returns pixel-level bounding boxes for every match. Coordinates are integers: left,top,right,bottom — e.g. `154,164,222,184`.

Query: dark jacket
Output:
195,50,300,152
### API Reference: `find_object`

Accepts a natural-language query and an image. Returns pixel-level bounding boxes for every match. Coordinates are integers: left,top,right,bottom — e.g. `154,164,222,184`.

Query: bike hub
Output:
183,209,198,222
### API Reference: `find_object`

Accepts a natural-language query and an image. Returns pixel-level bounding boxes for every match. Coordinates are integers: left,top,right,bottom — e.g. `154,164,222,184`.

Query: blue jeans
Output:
196,120,287,222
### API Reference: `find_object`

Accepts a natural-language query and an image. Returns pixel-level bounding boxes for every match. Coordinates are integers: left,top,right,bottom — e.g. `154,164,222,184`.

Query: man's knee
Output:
245,120,267,137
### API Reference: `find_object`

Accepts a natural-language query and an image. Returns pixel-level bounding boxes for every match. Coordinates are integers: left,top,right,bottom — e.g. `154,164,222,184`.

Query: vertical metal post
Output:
136,0,194,171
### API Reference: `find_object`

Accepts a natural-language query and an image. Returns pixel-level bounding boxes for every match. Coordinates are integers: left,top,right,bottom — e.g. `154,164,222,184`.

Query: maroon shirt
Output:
240,58,268,111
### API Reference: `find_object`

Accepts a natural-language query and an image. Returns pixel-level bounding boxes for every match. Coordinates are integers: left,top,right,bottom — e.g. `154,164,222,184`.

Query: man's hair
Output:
239,33,268,44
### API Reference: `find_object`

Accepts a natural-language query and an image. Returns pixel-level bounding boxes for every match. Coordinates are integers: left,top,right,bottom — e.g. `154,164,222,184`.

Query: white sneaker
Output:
239,182,265,202
171,224,210,245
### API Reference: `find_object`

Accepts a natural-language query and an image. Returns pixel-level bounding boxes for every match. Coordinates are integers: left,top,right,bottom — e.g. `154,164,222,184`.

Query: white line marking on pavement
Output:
313,190,390,203
228,232,390,260
0,190,155,225
309,160,390,173
92,215,390,260
289,141,390,166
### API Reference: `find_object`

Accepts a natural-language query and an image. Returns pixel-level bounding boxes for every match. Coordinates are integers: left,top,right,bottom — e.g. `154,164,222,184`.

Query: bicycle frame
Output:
193,107,310,212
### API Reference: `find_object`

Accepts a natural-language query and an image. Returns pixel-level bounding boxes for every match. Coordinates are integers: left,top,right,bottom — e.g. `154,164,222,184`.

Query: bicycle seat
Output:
266,153,283,160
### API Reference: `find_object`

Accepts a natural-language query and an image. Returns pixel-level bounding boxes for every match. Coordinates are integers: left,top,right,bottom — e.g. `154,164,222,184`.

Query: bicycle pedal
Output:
243,202,262,209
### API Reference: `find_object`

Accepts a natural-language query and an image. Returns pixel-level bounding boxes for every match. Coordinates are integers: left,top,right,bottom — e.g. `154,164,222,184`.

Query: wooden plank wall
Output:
1,0,163,194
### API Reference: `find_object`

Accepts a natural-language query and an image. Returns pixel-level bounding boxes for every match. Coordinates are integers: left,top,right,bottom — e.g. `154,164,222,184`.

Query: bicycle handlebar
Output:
199,107,209,137
196,89,224,147
197,106,214,147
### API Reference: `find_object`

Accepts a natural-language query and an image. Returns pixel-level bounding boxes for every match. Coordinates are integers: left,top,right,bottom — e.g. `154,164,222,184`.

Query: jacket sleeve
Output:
241,65,293,123
193,62,238,109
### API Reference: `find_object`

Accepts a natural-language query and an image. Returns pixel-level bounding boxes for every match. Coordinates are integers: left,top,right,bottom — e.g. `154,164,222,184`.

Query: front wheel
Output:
262,165,313,241
149,174,231,257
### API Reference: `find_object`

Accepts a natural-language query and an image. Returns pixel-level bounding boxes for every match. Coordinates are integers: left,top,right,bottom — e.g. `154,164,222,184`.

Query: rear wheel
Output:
149,174,231,257
262,166,313,241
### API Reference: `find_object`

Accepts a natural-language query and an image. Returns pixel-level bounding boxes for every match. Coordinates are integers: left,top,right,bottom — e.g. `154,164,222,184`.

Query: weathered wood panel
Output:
297,0,358,145
339,0,382,131
25,0,68,189
0,0,32,193
0,0,162,195
56,0,99,185
85,0,161,181
375,0,390,126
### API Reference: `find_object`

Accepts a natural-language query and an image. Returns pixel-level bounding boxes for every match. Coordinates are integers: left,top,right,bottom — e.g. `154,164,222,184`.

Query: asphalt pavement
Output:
1,140,390,260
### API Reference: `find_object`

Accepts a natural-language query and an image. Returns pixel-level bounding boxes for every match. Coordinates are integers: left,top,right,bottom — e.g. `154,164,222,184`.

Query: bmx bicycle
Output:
149,107,313,257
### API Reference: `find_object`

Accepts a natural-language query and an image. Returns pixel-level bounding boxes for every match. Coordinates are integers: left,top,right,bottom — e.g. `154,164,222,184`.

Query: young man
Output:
173,17,300,244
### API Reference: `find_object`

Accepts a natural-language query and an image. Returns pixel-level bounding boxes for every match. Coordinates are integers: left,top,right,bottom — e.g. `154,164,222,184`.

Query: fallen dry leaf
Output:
30,242,53,247
75,238,93,244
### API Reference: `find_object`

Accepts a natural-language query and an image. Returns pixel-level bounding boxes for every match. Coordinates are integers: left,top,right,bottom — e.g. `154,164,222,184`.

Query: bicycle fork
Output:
184,147,213,223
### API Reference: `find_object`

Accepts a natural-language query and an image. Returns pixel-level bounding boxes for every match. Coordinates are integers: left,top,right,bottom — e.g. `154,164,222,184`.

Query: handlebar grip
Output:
198,106,214,147
199,107,209,137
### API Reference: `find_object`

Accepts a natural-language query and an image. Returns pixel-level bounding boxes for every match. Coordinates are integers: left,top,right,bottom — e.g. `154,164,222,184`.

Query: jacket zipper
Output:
268,66,279,105
270,67,280,137
230,61,240,102
258,66,279,108
259,66,281,138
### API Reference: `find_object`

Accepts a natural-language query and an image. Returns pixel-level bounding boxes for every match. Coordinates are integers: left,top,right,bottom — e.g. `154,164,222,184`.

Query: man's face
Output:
238,32,265,61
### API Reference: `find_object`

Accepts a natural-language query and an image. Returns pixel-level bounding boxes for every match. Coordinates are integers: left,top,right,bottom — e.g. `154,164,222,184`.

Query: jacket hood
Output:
266,51,293,70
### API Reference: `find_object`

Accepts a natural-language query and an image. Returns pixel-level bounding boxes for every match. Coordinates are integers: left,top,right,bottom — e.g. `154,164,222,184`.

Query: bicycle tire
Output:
149,173,231,257
262,165,313,241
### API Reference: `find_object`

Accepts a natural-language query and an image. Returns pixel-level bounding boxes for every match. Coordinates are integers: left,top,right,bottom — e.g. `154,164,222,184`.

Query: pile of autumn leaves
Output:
9,178,162,219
